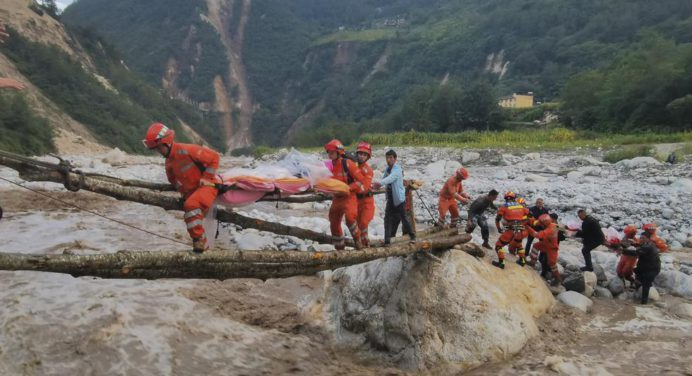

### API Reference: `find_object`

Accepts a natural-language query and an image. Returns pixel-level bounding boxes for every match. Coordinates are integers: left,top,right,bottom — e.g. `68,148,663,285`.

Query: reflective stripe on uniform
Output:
184,209,202,219
186,219,204,229
180,162,195,173
204,168,217,174
177,149,189,155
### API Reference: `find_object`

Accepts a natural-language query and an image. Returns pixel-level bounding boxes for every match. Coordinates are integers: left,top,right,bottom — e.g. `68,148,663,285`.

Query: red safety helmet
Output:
642,223,657,234
504,191,516,201
143,122,175,149
356,141,372,157
538,214,552,225
623,224,638,236
324,139,345,155
455,167,469,180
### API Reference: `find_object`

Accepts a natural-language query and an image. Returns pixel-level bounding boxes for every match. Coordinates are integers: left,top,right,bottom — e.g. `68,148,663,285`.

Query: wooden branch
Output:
0,154,448,246
0,234,471,280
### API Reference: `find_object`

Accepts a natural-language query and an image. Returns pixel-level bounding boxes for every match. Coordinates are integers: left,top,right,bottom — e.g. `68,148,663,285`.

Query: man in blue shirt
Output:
374,149,416,245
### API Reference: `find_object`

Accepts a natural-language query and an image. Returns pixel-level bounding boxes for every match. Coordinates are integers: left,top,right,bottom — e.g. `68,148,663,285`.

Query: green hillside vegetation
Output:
63,0,692,147
561,33,692,132
312,29,397,46
0,28,224,152
0,93,55,155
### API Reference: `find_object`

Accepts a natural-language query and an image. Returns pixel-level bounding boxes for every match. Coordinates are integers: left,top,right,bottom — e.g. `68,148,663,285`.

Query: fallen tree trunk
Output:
0,154,447,246
0,234,471,280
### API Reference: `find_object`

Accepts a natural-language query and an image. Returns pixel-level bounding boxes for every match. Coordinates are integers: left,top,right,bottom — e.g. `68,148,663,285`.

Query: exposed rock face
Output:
318,250,554,372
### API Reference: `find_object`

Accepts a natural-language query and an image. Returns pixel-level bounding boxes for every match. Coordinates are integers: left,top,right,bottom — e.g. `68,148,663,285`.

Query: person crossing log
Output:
0,234,472,280
0,150,449,247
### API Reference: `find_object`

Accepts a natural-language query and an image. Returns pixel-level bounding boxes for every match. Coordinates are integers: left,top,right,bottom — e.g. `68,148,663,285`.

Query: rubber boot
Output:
192,237,209,254
551,274,562,287
334,238,346,251
481,241,492,250
354,238,364,250
492,260,505,269
516,257,526,267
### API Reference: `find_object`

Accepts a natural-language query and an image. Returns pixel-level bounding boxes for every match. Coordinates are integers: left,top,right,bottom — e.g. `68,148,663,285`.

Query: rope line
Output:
0,175,191,247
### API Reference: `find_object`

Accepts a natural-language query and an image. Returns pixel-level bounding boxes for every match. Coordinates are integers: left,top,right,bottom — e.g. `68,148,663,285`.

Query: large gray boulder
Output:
615,156,661,169
607,277,625,296
655,271,692,299
320,251,554,372
557,291,593,313
562,272,586,293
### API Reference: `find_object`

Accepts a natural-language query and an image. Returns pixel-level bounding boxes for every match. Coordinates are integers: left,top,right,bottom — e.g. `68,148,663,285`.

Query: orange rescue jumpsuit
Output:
438,176,466,226
329,157,366,249
165,143,220,248
495,202,530,263
356,161,374,247
528,222,560,281
616,234,640,282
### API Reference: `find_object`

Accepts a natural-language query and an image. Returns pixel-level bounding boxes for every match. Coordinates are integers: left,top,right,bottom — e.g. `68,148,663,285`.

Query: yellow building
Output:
498,92,534,109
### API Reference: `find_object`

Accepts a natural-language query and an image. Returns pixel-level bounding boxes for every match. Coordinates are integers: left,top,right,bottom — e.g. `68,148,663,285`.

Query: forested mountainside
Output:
62,0,692,147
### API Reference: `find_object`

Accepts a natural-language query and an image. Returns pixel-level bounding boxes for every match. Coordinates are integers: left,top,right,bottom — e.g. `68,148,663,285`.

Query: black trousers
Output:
637,272,659,304
466,214,489,242
525,235,535,253
384,200,415,243
581,243,599,270
539,252,549,278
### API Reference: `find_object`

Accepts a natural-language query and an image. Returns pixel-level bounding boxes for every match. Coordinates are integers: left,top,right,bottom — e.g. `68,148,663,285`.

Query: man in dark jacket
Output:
635,234,661,304
525,198,550,254
575,209,605,272
465,189,499,249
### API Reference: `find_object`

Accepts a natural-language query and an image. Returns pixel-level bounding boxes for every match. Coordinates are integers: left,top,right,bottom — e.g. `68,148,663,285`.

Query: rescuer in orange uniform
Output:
143,122,221,253
615,224,640,285
325,139,366,250
493,191,531,269
641,223,668,252
438,167,470,227
527,214,562,285
355,142,375,247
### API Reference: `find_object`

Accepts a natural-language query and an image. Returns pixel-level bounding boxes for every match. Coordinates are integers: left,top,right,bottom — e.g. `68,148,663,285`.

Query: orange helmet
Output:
324,139,345,154
642,223,657,234
517,197,526,205
623,224,638,236
356,141,372,156
504,191,516,201
143,122,175,149
456,167,469,180
538,214,552,225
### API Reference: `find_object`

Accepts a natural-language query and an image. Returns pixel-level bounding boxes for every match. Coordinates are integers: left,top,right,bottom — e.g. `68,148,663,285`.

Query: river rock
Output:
524,173,549,183
462,151,481,164
101,148,129,166
562,272,585,293
670,178,692,194
615,157,661,169
655,271,692,299
686,237,692,248
557,291,593,313
524,153,540,160
662,208,675,219
321,250,554,372
669,302,692,319
577,166,602,176
235,232,276,251
583,271,597,289
607,277,625,296
566,171,584,181
593,286,613,299
494,170,509,180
